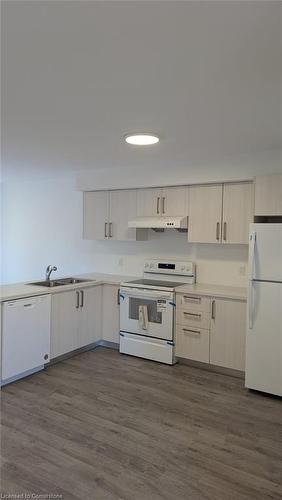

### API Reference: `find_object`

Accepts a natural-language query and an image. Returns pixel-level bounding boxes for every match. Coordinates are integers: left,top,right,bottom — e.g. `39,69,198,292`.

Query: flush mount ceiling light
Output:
125,133,160,146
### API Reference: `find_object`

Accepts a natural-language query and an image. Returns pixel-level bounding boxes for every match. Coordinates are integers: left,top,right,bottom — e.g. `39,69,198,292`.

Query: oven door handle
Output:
120,288,173,300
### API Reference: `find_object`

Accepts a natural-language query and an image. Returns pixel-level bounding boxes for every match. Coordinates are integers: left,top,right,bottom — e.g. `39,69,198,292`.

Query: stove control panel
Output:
144,260,195,277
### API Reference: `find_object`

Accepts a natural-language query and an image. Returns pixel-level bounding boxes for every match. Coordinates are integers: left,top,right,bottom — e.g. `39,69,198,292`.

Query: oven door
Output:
119,287,175,341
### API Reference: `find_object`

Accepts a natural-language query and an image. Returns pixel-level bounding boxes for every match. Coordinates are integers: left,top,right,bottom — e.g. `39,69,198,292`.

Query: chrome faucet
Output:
45,265,57,281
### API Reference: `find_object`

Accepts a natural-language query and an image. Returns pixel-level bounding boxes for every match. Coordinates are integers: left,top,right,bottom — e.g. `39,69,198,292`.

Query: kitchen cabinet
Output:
222,183,254,244
137,186,188,216
188,185,223,243
109,190,138,241
210,298,246,371
83,191,109,240
176,326,210,363
102,284,120,344
176,292,246,371
78,286,102,348
254,174,282,216
51,285,102,359
176,293,211,363
83,190,146,241
51,290,79,358
188,182,253,244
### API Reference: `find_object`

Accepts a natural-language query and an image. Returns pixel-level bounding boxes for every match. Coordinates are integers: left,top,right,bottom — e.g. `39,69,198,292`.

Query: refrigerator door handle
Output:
249,231,256,280
248,281,254,330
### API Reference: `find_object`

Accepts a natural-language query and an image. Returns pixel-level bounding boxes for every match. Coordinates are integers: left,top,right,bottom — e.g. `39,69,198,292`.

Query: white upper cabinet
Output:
188,185,223,243
188,182,254,244
109,190,138,241
255,174,282,216
83,191,109,240
137,186,188,216
83,190,146,241
161,187,189,216
137,188,162,216
222,182,254,244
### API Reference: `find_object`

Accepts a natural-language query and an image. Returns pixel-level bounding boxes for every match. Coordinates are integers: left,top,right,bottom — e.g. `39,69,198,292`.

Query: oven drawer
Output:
120,332,175,365
176,325,210,363
176,309,210,329
176,294,211,313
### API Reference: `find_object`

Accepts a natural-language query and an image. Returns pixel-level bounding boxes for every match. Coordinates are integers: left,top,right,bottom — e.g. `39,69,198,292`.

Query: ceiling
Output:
1,0,282,180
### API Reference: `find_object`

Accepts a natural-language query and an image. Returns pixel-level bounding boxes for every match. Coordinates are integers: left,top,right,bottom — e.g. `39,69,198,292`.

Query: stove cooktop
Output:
124,279,186,288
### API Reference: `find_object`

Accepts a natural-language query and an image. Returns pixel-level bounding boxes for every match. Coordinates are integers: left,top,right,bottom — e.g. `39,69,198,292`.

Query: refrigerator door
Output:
246,281,282,396
249,223,282,282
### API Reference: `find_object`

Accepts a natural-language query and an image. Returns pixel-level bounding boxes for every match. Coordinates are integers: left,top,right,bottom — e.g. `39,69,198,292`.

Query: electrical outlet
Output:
118,258,124,267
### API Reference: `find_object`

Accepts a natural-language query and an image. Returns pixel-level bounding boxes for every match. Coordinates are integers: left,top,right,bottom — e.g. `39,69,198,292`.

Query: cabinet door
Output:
188,185,223,243
83,191,109,240
210,298,246,371
137,188,162,216
78,285,102,348
51,291,79,359
109,190,137,241
222,183,254,244
255,174,282,216
102,285,120,344
161,187,189,216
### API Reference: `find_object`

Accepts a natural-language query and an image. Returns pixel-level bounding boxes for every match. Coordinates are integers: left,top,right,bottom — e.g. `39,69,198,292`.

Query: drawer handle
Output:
183,296,201,303
183,312,201,318
183,328,201,335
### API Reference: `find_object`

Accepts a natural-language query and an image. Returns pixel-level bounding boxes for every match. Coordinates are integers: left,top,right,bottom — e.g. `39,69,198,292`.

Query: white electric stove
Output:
119,259,196,364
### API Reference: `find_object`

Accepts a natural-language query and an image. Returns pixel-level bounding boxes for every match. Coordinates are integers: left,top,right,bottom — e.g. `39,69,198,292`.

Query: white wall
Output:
2,173,248,286
76,149,282,191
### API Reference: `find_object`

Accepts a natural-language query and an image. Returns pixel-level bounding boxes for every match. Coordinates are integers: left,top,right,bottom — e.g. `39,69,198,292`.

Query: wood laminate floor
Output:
1,347,282,500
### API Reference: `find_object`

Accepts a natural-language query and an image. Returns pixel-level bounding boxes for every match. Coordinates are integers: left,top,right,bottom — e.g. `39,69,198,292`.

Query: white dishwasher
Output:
2,294,51,385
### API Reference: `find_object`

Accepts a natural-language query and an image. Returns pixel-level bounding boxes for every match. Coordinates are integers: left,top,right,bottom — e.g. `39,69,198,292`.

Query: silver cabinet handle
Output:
183,312,201,318
162,197,165,214
76,291,80,309
183,296,201,304
211,299,216,319
157,197,160,214
109,222,113,238
104,222,108,238
223,222,227,241
80,290,84,308
216,222,220,241
183,328,201,335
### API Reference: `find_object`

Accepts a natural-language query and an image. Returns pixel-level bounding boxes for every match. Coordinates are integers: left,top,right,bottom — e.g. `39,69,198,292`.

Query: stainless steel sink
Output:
28,278,96,287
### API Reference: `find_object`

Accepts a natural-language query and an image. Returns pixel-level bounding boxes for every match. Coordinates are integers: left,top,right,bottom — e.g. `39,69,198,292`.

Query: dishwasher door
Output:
2,294,51,383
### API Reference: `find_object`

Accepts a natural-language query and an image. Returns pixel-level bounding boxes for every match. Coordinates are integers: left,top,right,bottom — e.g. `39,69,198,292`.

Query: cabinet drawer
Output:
176,294,210,313
176,325,209,363
176,309,210,330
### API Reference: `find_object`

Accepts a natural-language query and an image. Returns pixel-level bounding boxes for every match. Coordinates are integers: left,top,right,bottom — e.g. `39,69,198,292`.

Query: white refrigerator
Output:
246,223,282,396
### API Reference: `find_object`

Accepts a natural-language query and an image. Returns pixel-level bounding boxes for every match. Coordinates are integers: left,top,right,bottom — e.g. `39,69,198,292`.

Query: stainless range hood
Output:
128,215,188,231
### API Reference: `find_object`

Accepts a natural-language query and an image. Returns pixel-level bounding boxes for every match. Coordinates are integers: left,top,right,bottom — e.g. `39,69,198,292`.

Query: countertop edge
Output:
0,274,247,302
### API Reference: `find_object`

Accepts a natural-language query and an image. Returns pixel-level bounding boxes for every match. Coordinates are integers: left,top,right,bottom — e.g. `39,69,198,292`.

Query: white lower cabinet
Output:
176,325,210,363
210,298,246,371
51,285,102,359
102,284,120,344
176,293,246,371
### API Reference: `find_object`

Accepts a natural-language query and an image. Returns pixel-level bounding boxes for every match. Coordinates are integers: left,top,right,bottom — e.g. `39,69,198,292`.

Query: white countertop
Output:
0,273,247,302
176,283,247,300
0,273,137,302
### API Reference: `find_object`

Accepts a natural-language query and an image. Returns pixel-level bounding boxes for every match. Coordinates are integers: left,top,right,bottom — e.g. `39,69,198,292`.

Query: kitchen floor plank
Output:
1,347,282,500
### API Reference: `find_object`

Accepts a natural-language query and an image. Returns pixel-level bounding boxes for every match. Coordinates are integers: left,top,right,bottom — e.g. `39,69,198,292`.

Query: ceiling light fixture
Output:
125,133,160,146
